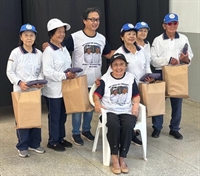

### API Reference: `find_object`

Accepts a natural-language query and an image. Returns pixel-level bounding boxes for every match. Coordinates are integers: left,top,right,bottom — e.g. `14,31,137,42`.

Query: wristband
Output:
17,80,21,85
169,57,172,64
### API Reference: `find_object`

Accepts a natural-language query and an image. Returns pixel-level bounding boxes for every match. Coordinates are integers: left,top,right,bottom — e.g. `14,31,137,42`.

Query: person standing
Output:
150,13,193,139
135,21,151,63
6,24,45,157
63,7,115,146
42,18,76,151
93,46,101,64
84,46,93,63
110,88,119,103
118,87,128,104
114,23,153,84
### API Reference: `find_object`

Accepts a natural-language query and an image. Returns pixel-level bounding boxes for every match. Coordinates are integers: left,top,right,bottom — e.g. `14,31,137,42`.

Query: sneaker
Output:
132,136,142,146
169,130,183,140
71,134,84,146
151,130,161,138
82,131,95,142
47,143,65,151
18,150,30,158
60,140,73,148
29,146,45,154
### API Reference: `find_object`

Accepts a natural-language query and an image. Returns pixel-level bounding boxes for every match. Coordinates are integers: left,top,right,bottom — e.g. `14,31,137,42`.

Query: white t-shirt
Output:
6,46,43,92
64,30,111,87
84,53,93,64
137,41,151,64
42,42,71,98
118,92,128,104
94,72,139,115
92,53,101,64
110,93,119,103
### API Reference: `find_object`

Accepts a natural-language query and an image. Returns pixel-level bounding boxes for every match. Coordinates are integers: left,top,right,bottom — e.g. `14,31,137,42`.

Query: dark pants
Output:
44,96,67,145
106,113,137,158
152,98,182,131
16,128,41,151
152,70,183,131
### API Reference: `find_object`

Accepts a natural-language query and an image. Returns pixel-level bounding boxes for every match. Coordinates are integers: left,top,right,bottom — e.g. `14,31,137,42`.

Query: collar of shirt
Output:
19,45,37,54
163,31,179,40
49,41,64,50
122,42,141,53
144,39,148,44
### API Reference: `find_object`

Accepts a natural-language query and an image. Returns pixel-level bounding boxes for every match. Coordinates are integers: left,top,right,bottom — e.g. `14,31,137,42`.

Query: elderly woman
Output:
6,24,45,157
104,23,153,146
135,21,151,62
93,53,140,174
42,18,76,152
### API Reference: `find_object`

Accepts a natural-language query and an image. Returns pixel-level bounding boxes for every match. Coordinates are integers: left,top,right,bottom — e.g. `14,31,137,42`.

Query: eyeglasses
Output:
167,22,178,26
87,18,100,23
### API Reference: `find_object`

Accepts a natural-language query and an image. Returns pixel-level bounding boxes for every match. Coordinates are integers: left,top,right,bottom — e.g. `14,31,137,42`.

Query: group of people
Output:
6,6,193,175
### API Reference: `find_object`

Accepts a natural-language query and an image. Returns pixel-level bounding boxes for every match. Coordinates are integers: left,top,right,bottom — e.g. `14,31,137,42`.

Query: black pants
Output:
44,96,67,145
106,112,137,158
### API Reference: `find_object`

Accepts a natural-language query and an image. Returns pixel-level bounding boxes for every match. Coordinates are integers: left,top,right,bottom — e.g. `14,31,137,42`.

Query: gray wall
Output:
183,32,200,103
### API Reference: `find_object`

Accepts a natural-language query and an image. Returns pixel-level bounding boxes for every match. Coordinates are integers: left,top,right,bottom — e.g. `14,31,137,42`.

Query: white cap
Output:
47,18,71,31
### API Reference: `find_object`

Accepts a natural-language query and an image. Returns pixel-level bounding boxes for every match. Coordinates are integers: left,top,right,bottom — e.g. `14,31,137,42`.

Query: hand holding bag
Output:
162,64,189,98
62,75,93,114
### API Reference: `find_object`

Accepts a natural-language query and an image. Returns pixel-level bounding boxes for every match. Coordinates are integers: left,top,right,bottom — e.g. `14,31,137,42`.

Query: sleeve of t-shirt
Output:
6,49,19,85
94,80,105,99
102,40,112,55
132,79,140,97
62,35,74,52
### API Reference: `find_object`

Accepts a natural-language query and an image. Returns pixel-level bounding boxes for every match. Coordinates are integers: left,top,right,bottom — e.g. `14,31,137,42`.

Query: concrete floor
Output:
0,98,199,176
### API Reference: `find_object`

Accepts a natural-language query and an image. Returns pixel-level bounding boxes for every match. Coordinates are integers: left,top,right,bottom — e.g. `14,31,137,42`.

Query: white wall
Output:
170,0,200,33
170,0,200,103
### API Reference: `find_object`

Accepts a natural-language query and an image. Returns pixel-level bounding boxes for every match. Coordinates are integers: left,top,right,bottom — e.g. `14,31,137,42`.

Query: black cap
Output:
110,53,128,64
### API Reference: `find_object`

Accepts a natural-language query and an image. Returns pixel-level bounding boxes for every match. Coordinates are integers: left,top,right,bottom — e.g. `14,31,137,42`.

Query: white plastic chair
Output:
89,84,147,166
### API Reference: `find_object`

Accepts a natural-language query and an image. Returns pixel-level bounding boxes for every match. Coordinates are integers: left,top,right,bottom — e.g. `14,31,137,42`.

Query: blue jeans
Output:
72,111,93,135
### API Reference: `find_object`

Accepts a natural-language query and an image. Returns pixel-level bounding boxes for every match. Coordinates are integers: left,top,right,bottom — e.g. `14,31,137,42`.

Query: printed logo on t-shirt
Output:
110,85,129,105
84,45,101,66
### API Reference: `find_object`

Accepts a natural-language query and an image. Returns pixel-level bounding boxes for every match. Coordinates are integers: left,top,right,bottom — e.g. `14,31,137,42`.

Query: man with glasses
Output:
150,13,193,139
63,7,115,146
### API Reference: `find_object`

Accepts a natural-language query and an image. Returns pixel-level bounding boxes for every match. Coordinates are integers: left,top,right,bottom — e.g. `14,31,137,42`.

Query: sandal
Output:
121,164,129,174
111,164,121,175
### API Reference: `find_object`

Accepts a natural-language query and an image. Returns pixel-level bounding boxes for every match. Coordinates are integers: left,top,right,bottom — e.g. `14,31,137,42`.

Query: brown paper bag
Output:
139,81,165,117
11,89,42,129
62,75,93,114
162,65,189,98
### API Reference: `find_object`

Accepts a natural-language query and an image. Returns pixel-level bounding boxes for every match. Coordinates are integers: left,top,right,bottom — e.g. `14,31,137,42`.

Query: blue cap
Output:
120,23,136,33
20,24,37,33
135,22,150,30
163,13,178,24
